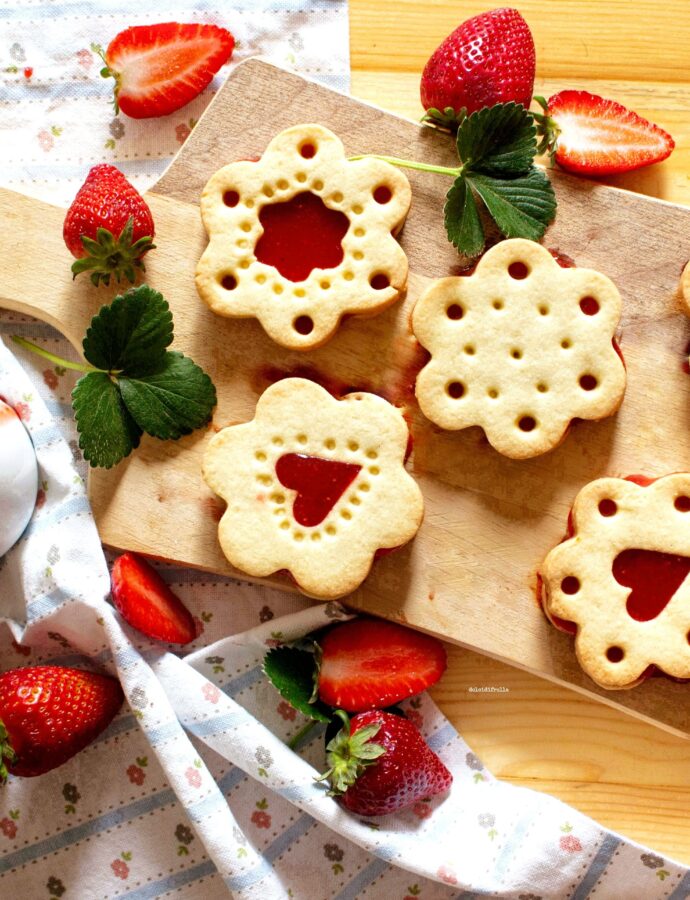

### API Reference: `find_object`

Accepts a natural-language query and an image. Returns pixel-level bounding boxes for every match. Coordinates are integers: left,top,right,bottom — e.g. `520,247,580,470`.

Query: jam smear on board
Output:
255,192,349,281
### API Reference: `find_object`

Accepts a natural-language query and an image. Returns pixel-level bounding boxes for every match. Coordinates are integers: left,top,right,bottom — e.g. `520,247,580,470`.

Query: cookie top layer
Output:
541,474,690,689
202,378,424,600
195,124,411,350
412,239,627,459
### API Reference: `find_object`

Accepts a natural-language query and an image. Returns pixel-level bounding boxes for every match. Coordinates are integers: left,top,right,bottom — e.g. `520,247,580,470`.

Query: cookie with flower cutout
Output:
202,378,424,600
541,474,690,689
412,239,627,459
195,124,411,350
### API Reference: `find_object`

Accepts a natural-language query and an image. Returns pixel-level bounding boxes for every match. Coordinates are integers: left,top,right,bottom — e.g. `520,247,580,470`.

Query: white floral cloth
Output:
1,2,689,899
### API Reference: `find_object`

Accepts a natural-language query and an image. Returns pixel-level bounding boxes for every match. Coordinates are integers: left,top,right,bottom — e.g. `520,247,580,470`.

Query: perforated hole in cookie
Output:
221,274,237,291
508,261,529,280
488,388,499,399
675,495,690,512
446,303,464,320
294,316,314,335
277,179,289,191
518,415,537,432
511,348,523,360
297,433,308,445
326,524,337,535
256,273,266,284
262,185,275,197
536,383,549,393
296,172,307,183
366,450,378,459
324,438,336,450
598,499,617,516
561,338,572,349
492,299,504,311
579,374,598,391
352,204,364,215
464,344,476,356
332,191,344,203
354,228,365,238
350,494,361,506
446,381,465,399
606,646,625,662
273,284,284,295
580,296,600,316
561,576,580,594
343,270,355,281
374,185,392,204
299,141,316,159
538,304,550,316
320,280,331,290
341,509,352,520
348,440,359,452
255,451,267,461
370,273,390,290
223,190,239,207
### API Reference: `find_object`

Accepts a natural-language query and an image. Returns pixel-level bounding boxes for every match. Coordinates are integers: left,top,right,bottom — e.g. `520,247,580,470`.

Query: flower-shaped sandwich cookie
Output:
202,378,424,600
541,474,690,689
412,239,626,459
195,124,411,350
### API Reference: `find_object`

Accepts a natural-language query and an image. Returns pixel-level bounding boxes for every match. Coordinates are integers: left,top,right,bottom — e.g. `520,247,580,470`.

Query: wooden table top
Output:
350,0,690,866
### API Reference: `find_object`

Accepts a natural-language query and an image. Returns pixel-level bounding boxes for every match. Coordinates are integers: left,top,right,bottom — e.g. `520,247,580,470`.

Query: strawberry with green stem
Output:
63,164,155,287
352,102,556,258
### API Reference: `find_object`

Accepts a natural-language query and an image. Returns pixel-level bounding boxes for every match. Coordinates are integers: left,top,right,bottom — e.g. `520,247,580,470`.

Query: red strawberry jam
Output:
255,192,349,281
276,454,361,526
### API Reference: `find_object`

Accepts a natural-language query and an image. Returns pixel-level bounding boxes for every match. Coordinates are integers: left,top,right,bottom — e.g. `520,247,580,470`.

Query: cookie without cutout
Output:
541,475,690,689
412,239,627,459
195,124,411,350
202,378,424,600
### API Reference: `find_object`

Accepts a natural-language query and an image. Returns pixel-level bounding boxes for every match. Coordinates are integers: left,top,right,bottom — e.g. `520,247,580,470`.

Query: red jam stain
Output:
202,496,225,522
549,248,576,268
613,549,690,621
275,454,361,527
254,192,349,282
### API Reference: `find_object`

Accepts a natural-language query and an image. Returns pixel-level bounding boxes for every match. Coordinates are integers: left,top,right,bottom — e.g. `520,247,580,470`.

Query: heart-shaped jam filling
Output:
275,453,362,527
613,548,690,621
254,192,350,282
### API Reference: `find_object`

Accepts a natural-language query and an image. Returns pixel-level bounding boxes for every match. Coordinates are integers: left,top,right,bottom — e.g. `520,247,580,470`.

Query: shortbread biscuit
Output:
412,239,626,459
541,474,690,689
202,378,423,600
195,124,411,350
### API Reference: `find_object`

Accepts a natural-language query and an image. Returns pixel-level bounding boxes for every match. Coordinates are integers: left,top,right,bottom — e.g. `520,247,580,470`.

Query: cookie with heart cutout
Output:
412,238,627,459
540,474,690,689
202,378,424,600
195,124,411,351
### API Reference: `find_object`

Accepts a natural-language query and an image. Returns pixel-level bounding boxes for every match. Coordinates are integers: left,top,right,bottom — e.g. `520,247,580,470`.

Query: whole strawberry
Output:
420,7,535,130
63,164,155,287
318,710,452,816
0,665,123,779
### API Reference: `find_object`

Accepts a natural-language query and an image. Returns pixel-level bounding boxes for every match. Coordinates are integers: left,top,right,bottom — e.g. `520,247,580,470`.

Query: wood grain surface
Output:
349,0,690,865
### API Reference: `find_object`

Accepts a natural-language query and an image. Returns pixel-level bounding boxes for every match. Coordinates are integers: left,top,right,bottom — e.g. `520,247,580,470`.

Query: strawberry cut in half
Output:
110,552,196,645
317,618,447,711
534,91,675,176
420,7,535,130
63,164,155,287
0,665,123,779
318,709,452,817
99,22,235,119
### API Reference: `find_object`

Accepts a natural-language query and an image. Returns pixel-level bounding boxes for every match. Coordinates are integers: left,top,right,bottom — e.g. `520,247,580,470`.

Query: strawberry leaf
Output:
444,178,485,257
263,647,332,723
458,102,537,175
73,372,142,468
465,170,557,241
118,352,217,440
83,285,172,375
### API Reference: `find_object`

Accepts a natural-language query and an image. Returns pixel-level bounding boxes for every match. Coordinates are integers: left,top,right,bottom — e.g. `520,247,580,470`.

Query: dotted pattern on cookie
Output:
195,124,411,350
202,378,423,600
541,474,690,689
412,239,627,459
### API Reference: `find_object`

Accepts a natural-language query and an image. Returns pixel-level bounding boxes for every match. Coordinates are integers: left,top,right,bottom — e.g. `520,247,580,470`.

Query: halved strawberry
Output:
534,90,674,176
110,552,196,644
317,618,447,711
99,22,235,119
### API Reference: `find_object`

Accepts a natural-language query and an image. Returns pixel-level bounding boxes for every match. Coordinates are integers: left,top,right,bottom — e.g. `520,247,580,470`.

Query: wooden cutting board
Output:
2,59,689,738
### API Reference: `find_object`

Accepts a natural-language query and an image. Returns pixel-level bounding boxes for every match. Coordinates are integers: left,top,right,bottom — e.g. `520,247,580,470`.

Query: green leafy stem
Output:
350,102,557,259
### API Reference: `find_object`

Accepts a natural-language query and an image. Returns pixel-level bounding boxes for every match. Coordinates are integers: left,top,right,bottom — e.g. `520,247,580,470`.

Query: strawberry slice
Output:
535,90,674,176
317,618,447,711
100,22,235,119
110,552,196,644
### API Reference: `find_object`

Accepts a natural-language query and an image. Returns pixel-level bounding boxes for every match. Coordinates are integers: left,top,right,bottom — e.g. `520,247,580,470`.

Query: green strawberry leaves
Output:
14,285,216,468
447,102,556,256
263,646,332,723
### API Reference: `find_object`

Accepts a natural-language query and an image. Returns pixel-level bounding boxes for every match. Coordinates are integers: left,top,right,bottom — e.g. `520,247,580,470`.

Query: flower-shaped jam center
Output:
254,192,350,282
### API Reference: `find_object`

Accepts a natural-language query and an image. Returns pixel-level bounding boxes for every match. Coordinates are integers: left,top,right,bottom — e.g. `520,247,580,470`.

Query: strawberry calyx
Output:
316,710,385,796
91,43,121,115
0,720,16,783
421,105,468,133
71,216,155,288
531,96,561,161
